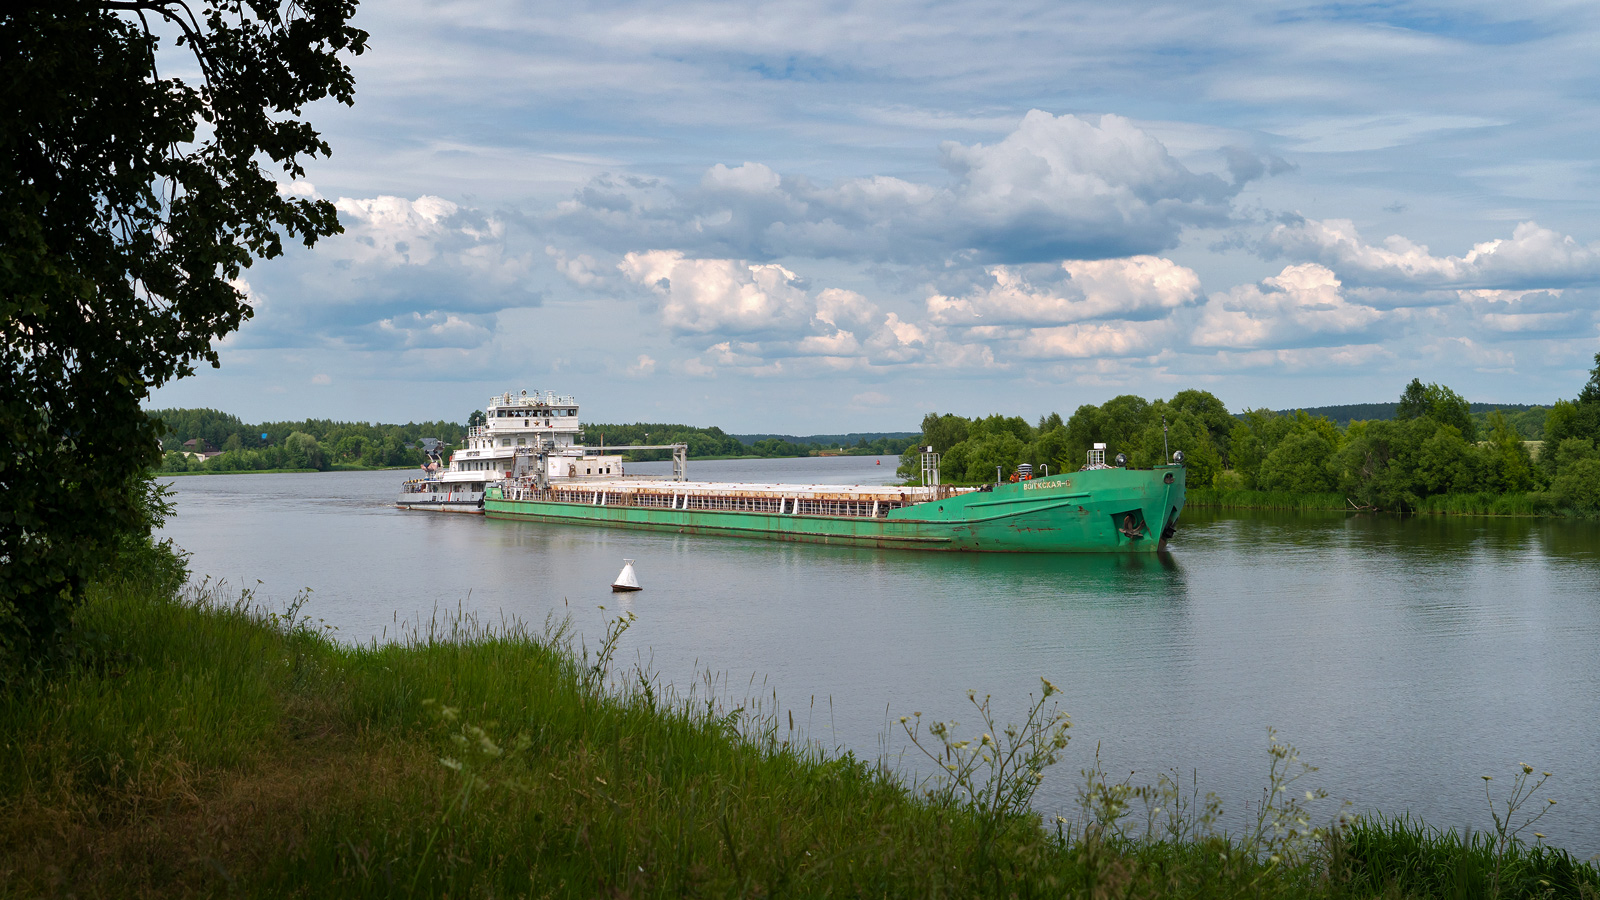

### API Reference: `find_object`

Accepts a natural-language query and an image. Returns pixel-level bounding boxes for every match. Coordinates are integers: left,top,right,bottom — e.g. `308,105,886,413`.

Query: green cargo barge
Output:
483,463,1185,553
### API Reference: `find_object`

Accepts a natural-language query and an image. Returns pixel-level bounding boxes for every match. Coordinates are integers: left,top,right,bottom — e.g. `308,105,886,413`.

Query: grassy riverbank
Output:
3,578,1596,898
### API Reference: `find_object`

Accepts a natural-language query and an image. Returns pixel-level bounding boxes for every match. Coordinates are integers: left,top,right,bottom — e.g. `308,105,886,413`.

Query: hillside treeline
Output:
900,358,1600,512
151,408,467,472
582,423,916,460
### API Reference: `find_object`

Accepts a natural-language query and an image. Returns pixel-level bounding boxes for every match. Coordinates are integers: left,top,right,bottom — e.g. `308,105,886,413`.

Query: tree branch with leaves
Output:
1,0,366,662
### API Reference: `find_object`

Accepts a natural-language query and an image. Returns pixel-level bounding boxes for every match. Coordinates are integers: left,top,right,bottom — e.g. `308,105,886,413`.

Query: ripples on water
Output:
158,461,1600,854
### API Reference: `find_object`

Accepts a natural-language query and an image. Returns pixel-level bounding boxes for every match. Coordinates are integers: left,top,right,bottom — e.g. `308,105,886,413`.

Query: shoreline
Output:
5,577,1594,897
1186,486,1586,518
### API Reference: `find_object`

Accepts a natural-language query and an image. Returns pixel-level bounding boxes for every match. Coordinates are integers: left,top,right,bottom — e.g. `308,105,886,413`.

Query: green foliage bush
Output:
1549,458,1600,509
1259,431,1337,493
899,391,1226,485
902,359,1600,515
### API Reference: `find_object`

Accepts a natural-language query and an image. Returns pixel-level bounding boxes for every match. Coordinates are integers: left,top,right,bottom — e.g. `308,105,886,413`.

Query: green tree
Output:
1257,430,1336,493
1413,425,1480,495
1166,389,1234,463
1479,411,1536,493
1550,458,1600,509
920,413,971,453
468,409,486,428
334,435,370,464
1152,412,1222,487
1331,418,1436,510
1395,378,1476,441
283,432,326,470
1228,409,1291,489
953,432,1027,483
1551,437,1598,473
1541,400,1581,474
1,1,366,660
1396,378,1431,421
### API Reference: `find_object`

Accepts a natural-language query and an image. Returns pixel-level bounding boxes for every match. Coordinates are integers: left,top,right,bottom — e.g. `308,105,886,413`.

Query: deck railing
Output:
500,481,905,518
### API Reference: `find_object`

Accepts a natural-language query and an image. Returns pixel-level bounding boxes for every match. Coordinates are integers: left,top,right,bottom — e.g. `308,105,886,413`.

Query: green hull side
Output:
482,466,1185,553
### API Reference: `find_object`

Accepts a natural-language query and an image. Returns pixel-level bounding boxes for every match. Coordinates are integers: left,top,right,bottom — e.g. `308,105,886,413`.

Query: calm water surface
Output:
159,459,1600,854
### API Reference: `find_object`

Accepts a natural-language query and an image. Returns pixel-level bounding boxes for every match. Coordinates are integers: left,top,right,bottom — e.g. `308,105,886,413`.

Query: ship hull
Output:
482,467,1184,553
395,491,485,514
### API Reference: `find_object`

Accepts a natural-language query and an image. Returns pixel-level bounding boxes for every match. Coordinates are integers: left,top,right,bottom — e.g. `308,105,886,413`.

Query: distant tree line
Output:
1278,402,1548,437
582,423,918,460
150,408,467,473
898,356,1600,513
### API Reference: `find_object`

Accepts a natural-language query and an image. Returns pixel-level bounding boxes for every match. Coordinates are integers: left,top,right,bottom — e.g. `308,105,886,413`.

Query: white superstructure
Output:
397,389,626,513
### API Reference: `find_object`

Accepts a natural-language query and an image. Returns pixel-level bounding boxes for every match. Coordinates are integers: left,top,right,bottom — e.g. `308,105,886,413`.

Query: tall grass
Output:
1186,488,1349,511
2,577,1596,898
1190,488,1588,518
1412,492,1556,516
1335,815,1600,898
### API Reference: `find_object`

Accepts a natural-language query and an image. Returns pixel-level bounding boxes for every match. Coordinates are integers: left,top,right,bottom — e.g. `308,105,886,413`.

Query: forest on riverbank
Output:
582,422,918,460
149,407,920,474
898,358,1600,515
150,408,463,473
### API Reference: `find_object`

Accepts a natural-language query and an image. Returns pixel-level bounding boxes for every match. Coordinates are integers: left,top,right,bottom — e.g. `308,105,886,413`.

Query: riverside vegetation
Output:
151,408,919,475
3,502,1597,898
152,408,466,474
898,356,1600,516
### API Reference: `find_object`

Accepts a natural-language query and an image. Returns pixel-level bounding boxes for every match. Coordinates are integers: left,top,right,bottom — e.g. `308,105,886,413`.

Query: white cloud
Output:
702,162,784,195
560,111,1242,264
939,111,1235,258
1193,263,1384,348
1423,336,1515,371
277,179,322,200
546,245,606,287
626,354,657,376
333,195,467,267
616,251,930,367
617,251,814,337
927,256,1201,326
310,373,332,385
1265,218,1600,290
1010,320,1175,359
375,311,493,349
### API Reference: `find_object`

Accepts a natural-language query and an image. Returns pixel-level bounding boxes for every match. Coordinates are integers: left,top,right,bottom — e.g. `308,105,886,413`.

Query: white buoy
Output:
611,559,642,592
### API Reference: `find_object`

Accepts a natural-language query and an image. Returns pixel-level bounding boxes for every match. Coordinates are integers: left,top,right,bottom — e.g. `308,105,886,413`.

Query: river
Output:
157,457,1600,854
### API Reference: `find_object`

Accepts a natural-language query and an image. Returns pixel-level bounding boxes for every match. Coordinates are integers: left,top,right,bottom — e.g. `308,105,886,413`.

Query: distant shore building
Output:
179,438,222,460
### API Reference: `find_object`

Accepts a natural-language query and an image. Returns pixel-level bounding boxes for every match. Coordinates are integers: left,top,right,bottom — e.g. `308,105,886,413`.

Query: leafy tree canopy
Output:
1396,378,1476,441
1,0,366,661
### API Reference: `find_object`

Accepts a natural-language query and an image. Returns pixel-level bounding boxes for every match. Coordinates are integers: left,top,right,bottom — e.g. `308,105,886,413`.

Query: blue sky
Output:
149,0,1600,432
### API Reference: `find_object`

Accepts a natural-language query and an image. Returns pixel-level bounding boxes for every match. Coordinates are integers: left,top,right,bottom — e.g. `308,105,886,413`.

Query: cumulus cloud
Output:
230,194,541,353
373,311,494,349
1423,336,1516,371
940,111,1236,260
1193,263,1384,348
1455,288,1586,335
616,251,929,368
1264,218,1600,290
1008,320,1175,359
546,245,606,287
927,256,1201,326
558,111,1243,264
617,251,815,337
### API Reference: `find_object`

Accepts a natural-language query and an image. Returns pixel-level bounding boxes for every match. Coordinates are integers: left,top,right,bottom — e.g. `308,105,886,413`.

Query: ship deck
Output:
500,477,972,517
